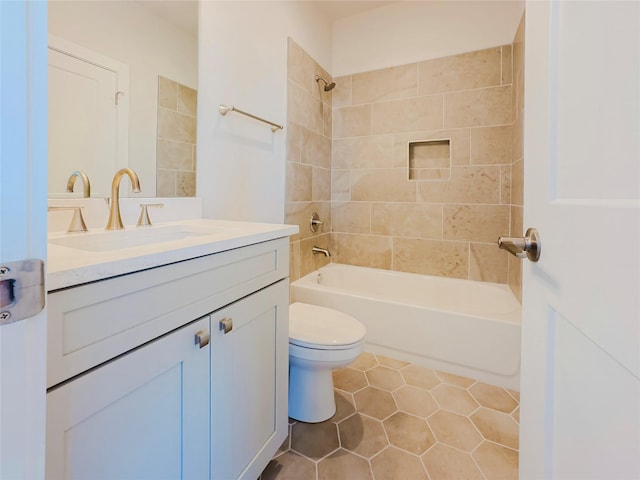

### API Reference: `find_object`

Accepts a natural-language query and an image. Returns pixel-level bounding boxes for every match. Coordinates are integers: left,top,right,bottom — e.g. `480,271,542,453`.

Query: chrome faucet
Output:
105,168,141,230
66,171,91,198
312,246,331,257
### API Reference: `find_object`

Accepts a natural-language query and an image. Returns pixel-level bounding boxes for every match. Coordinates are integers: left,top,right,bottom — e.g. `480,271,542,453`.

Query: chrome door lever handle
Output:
498,228,541,262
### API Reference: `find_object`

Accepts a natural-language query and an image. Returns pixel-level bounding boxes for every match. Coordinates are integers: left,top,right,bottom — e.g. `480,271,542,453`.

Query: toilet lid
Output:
289,302,366,349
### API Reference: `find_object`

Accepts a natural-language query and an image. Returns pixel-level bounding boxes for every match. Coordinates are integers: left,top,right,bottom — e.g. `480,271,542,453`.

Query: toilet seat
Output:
289,302,366,350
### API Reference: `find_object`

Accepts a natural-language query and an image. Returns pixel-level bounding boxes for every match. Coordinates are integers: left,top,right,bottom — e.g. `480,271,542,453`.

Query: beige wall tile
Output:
470,243,509,283
501,45,513,85
301,128,331,168
286,161,312,202
417,166,501,204
443,204,510,243
177,85,197,116
158,76,177,110
333,104,372,138
418,47,501,95
285,201,331,242
352,63,418,104
333,135,394,169
157,108,196,143
501,165,512,205
288,80,323,134
157,139,193,170
371,203,442,238
332,202,371,234
287,37,315,92
393,238,468,278
332,170,350,201
300,234,331,277
332,75,352,108
512,109,524,160
176,171,196,197
444,86,511,128
470,125,512,165
156,169,175,197
394,129,470,167
411,168,450,180
511,158,523,206
289,240,301,282
372,95,443,134
287,122,302,163
323,104,332,138
312,167,331,202
331,233,392,269
351,168,416,202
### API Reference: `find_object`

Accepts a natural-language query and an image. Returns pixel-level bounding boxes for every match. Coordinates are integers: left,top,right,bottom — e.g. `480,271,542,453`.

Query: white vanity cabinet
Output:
210,279,289,480
46,236,290,480
46,316,211,480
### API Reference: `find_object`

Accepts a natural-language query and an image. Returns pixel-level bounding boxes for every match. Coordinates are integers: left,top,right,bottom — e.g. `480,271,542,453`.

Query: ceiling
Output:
138,1,394,37
311,1,395,20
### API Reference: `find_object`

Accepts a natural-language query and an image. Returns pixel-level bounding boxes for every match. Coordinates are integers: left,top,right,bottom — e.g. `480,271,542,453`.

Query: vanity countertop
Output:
47,218,298,291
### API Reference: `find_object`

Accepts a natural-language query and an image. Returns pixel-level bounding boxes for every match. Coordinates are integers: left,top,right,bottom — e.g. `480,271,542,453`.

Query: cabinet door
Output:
46,317,210,480
211,280,289,480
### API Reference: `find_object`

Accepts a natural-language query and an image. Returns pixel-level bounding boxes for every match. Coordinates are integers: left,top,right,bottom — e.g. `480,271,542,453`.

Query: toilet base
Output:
288,358,337,423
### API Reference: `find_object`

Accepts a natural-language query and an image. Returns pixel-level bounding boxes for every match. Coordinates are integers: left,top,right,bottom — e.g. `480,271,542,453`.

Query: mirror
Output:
47,0,198,198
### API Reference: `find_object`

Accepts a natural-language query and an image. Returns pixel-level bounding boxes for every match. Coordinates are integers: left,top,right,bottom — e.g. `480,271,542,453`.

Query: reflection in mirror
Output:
47,0,198,198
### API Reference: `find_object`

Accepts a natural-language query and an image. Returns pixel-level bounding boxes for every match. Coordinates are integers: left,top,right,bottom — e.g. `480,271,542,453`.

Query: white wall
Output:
333,0,525,76
197,1,332,223
48,1,198,197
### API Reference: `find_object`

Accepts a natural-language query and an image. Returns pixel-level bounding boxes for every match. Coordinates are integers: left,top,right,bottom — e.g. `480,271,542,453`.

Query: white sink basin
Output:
49,224,223,252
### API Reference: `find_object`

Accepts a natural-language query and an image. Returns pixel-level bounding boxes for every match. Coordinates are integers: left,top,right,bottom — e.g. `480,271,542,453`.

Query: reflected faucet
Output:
312,246,331,257
66,171,91,198
105,168,141,230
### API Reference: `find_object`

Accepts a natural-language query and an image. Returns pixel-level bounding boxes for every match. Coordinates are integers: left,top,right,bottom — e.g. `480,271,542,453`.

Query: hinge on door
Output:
0,259,45,325
115,91,124,105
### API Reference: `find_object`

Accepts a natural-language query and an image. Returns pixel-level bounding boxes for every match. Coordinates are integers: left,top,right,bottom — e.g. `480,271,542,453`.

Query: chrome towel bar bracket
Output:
218,104,283,132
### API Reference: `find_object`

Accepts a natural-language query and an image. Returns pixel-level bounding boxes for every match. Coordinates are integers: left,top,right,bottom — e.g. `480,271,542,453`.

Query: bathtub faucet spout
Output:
312,246,331,257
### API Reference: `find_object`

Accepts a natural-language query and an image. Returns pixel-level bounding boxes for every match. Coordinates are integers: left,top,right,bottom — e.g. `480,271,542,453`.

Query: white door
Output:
520,2,640,479
48,38,129,198
0,1,48,478
48,49,117,197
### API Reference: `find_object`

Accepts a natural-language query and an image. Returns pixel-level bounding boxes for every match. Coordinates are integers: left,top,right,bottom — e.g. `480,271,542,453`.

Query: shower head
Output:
315,75,336,92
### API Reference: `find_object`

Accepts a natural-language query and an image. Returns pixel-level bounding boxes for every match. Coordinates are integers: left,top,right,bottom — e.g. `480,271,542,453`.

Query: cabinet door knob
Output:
219,317,233,334
195,330,210,348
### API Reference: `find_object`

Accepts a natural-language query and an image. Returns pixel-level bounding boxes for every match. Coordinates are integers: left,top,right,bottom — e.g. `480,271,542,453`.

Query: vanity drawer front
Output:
47,237,288,388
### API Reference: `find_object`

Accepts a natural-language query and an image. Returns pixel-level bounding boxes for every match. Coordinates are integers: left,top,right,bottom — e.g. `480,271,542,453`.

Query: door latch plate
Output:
0,259,45,326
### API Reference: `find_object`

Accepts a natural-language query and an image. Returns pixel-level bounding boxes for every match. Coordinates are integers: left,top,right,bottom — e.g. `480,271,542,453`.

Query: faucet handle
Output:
48,205,88,233
136,203,164,227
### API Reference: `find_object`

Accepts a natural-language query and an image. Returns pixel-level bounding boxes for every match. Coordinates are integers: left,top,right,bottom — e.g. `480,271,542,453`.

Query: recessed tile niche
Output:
408,139,451,180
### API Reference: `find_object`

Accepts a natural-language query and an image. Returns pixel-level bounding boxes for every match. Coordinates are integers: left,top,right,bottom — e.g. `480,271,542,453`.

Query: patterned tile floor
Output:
261,352,519,480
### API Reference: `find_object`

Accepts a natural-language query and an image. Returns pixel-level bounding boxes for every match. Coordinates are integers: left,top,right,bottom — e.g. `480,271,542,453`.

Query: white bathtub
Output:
290,263,521,390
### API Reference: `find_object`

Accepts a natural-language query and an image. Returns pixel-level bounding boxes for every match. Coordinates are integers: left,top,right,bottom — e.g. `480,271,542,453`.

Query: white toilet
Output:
288,302,366,423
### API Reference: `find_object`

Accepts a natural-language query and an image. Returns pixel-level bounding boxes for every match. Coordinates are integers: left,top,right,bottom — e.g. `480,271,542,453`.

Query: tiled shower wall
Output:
330,46,514,284
157,76,197,197
286,39,334,280
287,22,525,298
